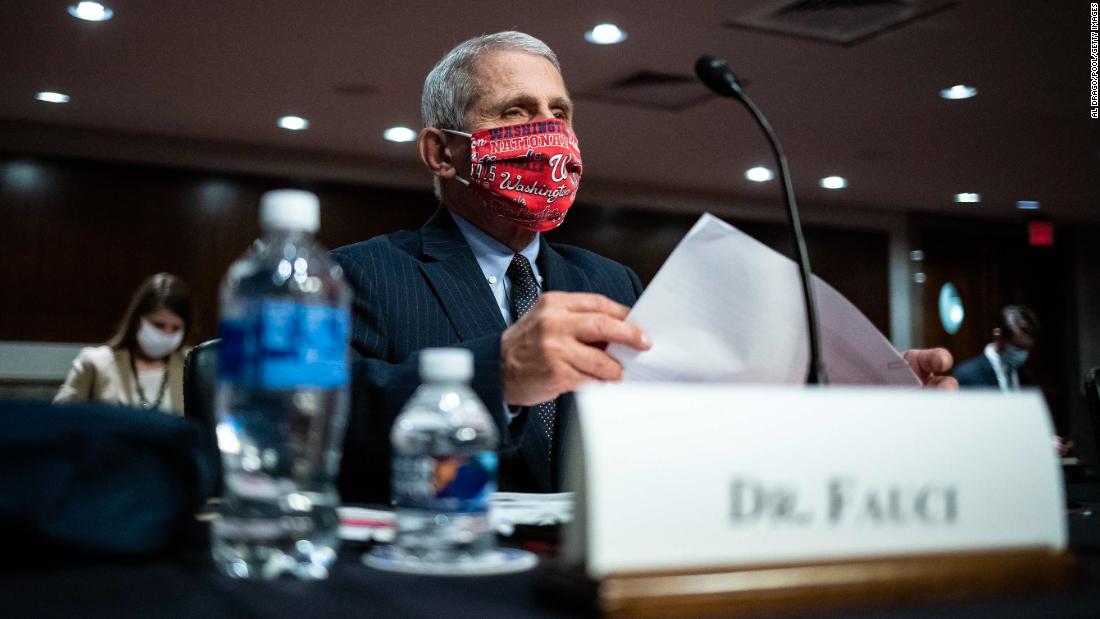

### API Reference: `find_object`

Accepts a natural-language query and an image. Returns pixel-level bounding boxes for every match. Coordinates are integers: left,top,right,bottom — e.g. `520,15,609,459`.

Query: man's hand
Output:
1054,435,1074,457
501,292,651,406
902,348,959,390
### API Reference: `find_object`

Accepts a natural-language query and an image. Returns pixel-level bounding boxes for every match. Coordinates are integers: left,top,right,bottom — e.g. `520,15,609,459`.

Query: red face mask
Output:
444,119,583,233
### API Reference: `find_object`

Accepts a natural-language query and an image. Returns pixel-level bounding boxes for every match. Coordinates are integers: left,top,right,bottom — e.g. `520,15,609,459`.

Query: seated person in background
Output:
331,31,957,503
954,304,1039,391
953,305,1070,454
54,273,192,414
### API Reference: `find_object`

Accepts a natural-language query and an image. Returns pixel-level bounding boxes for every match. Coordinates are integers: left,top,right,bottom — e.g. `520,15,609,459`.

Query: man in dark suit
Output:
953,305,1072,454
332,32,650,502
954,305,1039,391
333,31,958,503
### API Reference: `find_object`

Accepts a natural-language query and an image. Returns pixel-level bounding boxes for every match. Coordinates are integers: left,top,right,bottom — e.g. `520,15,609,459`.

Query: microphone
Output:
694,55,743,98
695,55,828,385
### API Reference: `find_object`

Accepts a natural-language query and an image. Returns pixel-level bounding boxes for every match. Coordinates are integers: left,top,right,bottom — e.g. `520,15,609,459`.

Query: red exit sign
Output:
1028,220,1054,247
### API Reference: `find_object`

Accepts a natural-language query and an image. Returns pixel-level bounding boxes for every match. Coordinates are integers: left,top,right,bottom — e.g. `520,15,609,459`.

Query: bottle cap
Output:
419,347,473,383
260,189,320,232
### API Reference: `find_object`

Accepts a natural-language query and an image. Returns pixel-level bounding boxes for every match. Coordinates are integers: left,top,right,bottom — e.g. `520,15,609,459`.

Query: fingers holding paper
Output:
501,292,652,406
903,348,959,390
1054,435,1074,457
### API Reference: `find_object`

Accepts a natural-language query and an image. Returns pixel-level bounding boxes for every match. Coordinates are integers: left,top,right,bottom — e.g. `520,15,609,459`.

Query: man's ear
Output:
992,327,1003,342
418,128,458,180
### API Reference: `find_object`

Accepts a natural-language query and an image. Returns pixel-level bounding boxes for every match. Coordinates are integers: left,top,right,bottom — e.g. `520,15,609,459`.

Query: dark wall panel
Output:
0,155,890,351
0,156,436,344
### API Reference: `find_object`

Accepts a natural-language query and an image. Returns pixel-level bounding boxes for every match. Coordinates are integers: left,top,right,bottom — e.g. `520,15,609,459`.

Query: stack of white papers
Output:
489,492,573,535
337,492,574,541
609,214,919,386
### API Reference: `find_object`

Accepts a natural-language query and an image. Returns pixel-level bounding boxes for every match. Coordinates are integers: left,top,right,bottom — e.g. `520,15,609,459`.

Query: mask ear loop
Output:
440,128,472,186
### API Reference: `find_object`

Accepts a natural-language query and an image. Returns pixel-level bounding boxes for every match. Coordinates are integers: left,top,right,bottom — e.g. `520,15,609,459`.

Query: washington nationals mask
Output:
444,119,583,232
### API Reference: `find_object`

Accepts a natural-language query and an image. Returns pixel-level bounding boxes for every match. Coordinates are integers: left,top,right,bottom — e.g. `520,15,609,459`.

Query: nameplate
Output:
563,384,1066,577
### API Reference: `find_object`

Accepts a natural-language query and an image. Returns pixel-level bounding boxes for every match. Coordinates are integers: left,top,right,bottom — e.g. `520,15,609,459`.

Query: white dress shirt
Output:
450,211,543,325
983,343,1020,392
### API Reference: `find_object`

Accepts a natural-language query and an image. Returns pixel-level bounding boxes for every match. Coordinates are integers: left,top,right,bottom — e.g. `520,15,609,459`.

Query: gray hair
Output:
421,31,561,130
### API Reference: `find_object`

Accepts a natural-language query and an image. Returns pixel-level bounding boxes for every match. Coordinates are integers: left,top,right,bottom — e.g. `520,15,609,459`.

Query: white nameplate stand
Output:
541,384,1075,617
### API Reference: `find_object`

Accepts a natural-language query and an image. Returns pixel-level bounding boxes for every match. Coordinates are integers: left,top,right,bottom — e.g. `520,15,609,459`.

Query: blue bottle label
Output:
218,301,349,389
393,451,498,514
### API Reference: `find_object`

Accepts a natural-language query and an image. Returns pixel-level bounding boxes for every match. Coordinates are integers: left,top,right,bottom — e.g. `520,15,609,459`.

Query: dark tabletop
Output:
3,483,1099,619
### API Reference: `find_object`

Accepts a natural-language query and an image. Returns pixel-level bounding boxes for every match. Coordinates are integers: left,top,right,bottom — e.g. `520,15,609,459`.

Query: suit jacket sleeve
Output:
627,265,644,300
953,355,997,388
53,347,97,404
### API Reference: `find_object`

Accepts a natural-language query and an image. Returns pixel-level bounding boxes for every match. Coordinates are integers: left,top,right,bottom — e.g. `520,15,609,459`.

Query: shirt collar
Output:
449,210,540,284
983,343,1011,389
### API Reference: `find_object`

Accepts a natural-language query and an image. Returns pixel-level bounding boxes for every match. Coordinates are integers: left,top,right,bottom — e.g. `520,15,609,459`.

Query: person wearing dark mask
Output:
54,273,192,414
954,305,1040,392
953,305,1072,455
331,32,957,502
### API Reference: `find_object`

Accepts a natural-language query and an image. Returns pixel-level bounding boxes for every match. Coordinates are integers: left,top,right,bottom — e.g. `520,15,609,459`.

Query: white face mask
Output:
1000,344,1030,370
137,318,184,359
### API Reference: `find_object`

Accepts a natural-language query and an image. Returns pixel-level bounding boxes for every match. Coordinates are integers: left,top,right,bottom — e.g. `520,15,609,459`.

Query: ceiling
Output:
0,0,1096,221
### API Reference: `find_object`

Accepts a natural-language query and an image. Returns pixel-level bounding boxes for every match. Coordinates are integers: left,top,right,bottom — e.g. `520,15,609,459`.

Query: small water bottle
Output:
212,189,352,580
390,348,500,565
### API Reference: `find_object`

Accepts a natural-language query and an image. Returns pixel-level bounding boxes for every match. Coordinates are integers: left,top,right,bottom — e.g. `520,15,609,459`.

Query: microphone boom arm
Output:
695,55,827,385
737,92,827,385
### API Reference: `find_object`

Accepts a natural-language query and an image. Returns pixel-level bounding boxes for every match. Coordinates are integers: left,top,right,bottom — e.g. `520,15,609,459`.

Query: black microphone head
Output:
695,55,742,98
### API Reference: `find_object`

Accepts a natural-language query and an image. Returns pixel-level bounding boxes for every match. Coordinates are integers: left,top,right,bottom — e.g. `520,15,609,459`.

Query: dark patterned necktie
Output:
506,254,556,461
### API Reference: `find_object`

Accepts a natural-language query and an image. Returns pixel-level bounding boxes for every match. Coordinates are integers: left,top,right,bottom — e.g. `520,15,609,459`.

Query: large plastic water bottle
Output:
212,189,352,580
390,348,500,565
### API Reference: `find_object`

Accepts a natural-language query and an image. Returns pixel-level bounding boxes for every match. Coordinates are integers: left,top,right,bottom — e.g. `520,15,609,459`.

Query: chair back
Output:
1086,367,1100,463
183,339,221,495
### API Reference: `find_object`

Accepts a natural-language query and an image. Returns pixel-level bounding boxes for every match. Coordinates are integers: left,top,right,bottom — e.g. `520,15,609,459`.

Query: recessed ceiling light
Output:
745,166,774,182
940,84,977,100
383,126,417,143
35,91,70,104
584,24,627,45
67,2,113,22
277,116,309,131
819,175,847,190
1016,200,1040,210
954,192,981,203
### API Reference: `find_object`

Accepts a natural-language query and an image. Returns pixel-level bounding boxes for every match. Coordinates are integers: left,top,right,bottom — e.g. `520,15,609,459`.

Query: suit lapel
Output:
168,350,186,414
538,238,593,294
981,356,999,386
114,348,135,407
419,208,507,341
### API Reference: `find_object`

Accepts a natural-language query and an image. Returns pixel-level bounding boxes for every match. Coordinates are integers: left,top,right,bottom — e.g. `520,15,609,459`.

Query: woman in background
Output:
54,273,192,414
